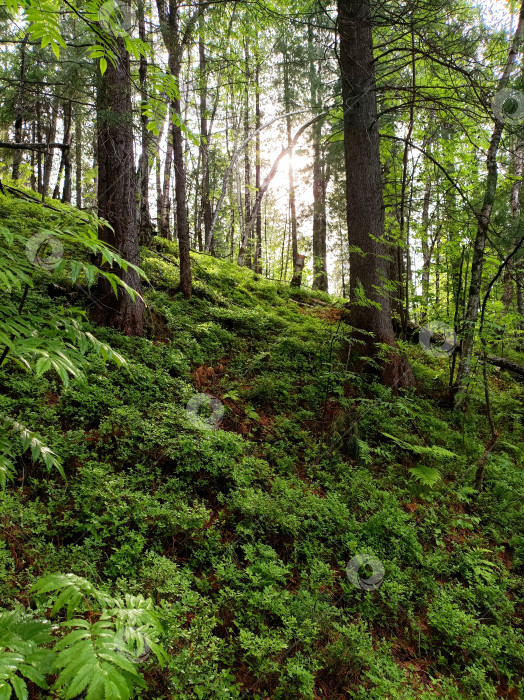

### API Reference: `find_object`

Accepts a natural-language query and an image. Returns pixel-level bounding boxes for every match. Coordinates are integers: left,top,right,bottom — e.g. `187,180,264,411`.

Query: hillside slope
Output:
0,192,523,699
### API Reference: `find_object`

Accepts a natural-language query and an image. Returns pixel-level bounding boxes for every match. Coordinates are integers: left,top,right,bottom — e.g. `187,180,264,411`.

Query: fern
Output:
31,574,167,699
0,415,63,487
381,432,457,460
409,466,442,488
0,212,144,488
0,609,54,700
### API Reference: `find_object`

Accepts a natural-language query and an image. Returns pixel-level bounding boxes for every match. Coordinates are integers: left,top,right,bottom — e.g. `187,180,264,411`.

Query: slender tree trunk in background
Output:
62,101,72,203
455,3,524,406
243,37,252,268
36,96,42,193
30,121,36,190
236,167,244,240
92,130,98,207
502,134,523,311
397,26,416,334
75,109,82,207
156,0,194,299
92,37,144,335
338,0,413,388
283,49,300,286
53,102,72,201
199,16,213,254
309,23,328,292
12,34,28,181
42,99,58,200
138,0,154,246
155,110,167,233
242,111,329,255
253,57,263,273
159,111,173,239
435,239,441,307
517,269,524,329
420,174,432,321
171,72,192,297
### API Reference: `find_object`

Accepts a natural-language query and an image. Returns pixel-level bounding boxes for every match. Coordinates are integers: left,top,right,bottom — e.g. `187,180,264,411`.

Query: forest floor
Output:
1,192,523,699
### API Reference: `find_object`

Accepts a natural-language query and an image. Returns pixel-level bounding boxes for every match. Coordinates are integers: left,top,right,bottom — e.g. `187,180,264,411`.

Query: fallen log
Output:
0,141,69,151
481,354,524,379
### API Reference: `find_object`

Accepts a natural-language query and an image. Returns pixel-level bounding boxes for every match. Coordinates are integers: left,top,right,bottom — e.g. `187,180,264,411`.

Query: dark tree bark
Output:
138,0,154,246
338,0,413,388
36,96,42,193
91,38,144,335
30,120,36,191
75,108,82,208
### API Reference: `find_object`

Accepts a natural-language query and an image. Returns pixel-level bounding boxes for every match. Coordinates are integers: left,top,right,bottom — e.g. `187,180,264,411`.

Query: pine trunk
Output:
92,37,144,335
338,0,413,388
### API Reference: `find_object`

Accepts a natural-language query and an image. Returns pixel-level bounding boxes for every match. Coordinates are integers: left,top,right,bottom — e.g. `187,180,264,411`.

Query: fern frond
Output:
409,466,442,488
0,609,54,697
31,574,113,617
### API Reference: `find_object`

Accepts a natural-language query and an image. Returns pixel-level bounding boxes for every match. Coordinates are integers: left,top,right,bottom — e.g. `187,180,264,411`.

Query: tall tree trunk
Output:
92,129,98,207
30,120,36,191
159,109,173,239
75,108,82,207
338,0,413,388
12,34,28,181
155,109,167,233
171,66,192,297
253,55,263,273
502,133,523,311
283,49,300,286
198,15,213,253
243,37,252,268
62,101,72,203
309,23,328,292
420,173,432,321
91,37,144,335
156,0,194,298
42,99,58,200
138,0,154,245
455,2,524,405
36,95,42,193
53,102,72,200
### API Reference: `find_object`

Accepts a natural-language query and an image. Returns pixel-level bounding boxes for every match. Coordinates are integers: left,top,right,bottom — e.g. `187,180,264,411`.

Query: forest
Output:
0,0,523,698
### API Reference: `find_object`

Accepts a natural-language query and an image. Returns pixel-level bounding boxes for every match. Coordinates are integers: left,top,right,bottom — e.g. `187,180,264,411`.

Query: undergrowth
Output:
0,191,523,699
